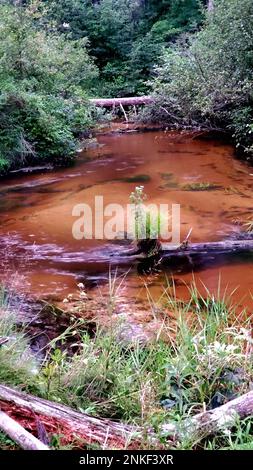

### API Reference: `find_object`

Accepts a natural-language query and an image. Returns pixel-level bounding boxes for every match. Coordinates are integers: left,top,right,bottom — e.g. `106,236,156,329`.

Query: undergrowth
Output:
0,280,253,450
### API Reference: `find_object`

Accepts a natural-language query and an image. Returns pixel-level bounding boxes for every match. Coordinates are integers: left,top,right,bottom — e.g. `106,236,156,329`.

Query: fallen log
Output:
1,384,253,449
0,385,141,449
0,410,49,450
162,238,253,258
117,238,253,262
90,96,154,108
161,389,253,445
165,238,253,254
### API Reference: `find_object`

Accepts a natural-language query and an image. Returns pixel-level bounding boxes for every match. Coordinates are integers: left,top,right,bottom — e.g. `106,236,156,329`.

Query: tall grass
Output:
0,279,253,449
0,285,38,388
39,281,253,432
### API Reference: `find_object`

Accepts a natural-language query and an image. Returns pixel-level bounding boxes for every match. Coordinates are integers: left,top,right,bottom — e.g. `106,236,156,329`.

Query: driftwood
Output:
0,337,9,346
0,385,141,449
90,96,154,108
162,390,253,445
117,239,253,262
0,410,49,450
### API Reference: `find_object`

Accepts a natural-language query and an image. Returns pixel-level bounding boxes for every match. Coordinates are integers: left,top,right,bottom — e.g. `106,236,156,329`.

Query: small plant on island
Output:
129,186,162,259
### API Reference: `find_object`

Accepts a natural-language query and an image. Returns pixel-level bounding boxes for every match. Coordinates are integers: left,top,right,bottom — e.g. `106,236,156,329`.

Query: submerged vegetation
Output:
0,285,38,388
181,182,221,191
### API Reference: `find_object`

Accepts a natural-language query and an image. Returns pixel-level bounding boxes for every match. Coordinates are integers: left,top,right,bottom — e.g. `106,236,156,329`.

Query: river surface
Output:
0,127,253,314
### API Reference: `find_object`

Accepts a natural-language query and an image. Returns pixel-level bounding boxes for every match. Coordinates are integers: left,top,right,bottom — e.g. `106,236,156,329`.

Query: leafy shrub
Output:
0,2,98,173
147,0,253,160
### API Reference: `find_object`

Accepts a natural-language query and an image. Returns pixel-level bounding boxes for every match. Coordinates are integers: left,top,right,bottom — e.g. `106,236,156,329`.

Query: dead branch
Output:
161,390,253,444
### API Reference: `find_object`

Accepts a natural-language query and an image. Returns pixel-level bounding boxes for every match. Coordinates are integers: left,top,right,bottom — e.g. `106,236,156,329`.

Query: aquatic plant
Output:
129,186,163,242
181,182,221,191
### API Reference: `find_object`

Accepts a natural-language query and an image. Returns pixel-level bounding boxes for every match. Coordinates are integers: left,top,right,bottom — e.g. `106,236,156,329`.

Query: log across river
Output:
89,95,154,108
117,238,253,262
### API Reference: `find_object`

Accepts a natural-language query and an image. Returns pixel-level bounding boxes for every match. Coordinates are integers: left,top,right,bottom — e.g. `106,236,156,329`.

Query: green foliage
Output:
28,282,253,444
0,285,38,388
0,1,98,174
148,0,253,160
129,186,164,240
1,279,253,449
44,0,205,96
0,431,17,451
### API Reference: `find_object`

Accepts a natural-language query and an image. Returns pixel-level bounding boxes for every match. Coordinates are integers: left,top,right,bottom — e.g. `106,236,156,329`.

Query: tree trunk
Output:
208,0,214,11
90,96,153,108
162,238,253,256
1,385,253,448
0,410,49,450
0,385,141,449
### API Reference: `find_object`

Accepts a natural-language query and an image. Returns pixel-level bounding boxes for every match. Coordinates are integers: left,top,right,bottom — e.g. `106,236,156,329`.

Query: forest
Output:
1,0,253,456
2,0,252,173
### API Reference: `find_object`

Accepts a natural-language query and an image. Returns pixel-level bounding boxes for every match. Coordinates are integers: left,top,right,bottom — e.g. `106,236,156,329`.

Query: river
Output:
0,127,253,317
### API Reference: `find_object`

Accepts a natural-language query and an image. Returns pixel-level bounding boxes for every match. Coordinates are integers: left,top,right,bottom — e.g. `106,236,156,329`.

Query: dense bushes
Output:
1,0,252,172
45,0,205,97
0,2,98,174
147,0,253,160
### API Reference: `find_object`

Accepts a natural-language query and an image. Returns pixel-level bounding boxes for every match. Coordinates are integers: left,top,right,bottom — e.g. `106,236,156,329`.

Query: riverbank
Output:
1,279,253,450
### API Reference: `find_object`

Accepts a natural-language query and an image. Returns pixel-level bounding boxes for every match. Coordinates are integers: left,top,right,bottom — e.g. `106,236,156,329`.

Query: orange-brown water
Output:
0,128,253,311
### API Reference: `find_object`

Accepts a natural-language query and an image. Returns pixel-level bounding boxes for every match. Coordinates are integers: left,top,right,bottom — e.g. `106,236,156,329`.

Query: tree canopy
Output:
0,0,252,172
44,0,205,96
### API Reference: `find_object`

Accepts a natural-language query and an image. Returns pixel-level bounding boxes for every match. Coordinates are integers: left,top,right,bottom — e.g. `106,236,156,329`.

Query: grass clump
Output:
243,217,253,233
0,285,38,389
181,182,221,191
129,185,164,242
